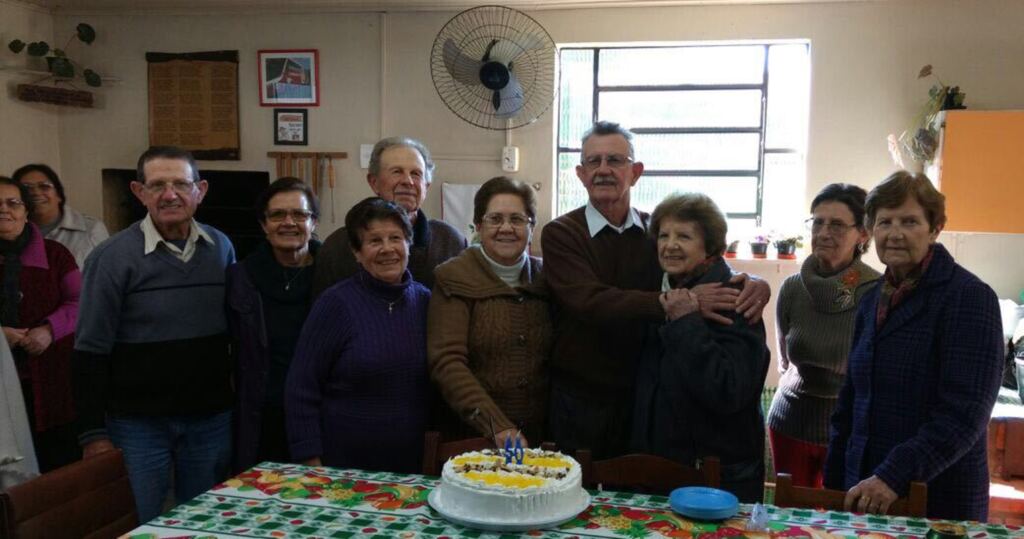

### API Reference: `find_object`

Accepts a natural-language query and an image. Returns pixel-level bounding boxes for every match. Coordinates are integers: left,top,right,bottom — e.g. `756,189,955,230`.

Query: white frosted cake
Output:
431,448,588,524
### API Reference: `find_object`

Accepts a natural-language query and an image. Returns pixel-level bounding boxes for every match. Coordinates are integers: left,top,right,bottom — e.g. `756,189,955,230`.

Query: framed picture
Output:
273,108,308,145
258,49,319,106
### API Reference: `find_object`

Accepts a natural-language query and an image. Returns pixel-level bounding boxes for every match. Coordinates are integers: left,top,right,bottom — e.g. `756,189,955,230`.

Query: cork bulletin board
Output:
146,50,240,160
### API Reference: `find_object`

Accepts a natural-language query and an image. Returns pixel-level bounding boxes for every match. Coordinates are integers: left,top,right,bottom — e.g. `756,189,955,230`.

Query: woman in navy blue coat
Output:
824,171,1003,521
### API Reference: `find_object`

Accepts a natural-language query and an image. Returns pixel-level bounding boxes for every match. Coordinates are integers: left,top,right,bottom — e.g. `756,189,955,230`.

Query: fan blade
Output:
489,34,549,65
443,39,484,86
494,72,525,118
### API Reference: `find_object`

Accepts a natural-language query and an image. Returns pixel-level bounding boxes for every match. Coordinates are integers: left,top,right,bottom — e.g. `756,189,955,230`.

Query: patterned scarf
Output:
662,255,719,291
876,244,935,330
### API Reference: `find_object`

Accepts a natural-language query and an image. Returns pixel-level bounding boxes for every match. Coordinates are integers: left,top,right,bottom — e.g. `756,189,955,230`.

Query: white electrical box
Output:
501,146,520,173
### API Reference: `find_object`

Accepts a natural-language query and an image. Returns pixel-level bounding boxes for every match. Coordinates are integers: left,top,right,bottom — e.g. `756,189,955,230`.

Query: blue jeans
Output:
107,411,232,523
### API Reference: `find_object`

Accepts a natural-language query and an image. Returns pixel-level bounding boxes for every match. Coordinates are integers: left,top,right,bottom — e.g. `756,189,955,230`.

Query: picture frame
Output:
273,108,308,145
258,49,319,106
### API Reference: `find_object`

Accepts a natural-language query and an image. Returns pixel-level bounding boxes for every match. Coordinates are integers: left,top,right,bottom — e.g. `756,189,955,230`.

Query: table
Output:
124,462,1024,538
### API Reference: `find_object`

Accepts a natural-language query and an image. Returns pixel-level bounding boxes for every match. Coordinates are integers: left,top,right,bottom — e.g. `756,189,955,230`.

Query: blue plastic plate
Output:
669,486,739,521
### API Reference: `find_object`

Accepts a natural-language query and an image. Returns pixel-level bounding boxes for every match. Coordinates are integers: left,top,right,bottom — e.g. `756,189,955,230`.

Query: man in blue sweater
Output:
73,146,236,523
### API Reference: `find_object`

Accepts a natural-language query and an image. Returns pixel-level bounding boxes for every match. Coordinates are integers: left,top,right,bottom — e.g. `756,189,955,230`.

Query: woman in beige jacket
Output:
427,176,551,448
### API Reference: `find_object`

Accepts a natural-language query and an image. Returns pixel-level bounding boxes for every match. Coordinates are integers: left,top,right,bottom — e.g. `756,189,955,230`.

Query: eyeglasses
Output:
580,154,633,171
481,212,533,229
266,209,314,222
805,217,856,235
0,198,26,210
142,180,196,195
21,182,55,193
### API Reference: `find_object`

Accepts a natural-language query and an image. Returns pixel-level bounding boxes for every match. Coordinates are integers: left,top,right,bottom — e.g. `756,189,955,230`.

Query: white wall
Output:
9,0,1017,303
0,0,60,175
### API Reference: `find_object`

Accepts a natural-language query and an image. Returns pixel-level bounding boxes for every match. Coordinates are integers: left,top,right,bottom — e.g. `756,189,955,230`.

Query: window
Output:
556,42,810,238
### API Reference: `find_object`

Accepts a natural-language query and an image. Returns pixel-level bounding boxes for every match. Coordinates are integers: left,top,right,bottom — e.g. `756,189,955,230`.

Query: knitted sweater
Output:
427,246,551,442
73,221,236,443
540,207,663,396
767,256,881,444
286,267,430,474
8,225,81,432
312,209,466,296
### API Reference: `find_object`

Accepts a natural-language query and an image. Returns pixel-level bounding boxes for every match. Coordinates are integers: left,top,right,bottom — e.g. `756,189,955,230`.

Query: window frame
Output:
555,42,808,225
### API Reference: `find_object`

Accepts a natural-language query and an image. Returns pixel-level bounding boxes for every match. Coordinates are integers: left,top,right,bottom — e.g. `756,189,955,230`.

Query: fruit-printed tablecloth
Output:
124,462,1024,538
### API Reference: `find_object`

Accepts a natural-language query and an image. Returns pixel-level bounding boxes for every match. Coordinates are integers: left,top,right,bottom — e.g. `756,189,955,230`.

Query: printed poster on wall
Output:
146,50,240,160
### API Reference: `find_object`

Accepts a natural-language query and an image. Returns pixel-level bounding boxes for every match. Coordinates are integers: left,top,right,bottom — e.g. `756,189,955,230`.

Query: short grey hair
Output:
580,121,636,160
368,136,436,184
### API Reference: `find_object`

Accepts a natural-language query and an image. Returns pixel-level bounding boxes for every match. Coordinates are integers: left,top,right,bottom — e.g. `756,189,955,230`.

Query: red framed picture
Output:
258,49,319,106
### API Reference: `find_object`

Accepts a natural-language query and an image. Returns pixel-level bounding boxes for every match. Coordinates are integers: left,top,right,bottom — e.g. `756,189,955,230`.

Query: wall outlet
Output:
501,145,519,172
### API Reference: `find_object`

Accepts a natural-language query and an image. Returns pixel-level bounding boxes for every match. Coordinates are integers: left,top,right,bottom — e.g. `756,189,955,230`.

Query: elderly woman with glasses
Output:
0,176,81,472
766,183,881,488
427,176,550,448
632,193,769,502
825,172,1003,520
226,177,320,471
286,197,431,473
12,164,108,269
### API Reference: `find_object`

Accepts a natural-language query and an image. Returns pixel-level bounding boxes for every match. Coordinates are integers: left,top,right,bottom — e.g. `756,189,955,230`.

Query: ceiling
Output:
18,0,874,14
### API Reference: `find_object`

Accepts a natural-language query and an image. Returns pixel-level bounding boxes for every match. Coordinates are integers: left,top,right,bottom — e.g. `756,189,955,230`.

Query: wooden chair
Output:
422,431,557,476
0,449,138,539
774,473,927,517
576,450,721,495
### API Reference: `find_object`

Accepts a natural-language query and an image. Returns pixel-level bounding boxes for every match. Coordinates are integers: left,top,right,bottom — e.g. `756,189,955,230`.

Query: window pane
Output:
599,90,762,128
556,151,586,216
766,44,810,149
635,133,761,170
599,46,765,86
631,176,759,214
761,151,806,233
558,49,594,148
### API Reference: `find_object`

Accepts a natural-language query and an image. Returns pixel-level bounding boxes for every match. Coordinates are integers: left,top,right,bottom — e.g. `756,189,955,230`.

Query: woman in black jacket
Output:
632,193,769,502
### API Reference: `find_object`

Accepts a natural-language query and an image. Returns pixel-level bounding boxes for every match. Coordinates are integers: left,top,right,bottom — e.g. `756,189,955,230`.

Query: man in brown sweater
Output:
313,137,467,296
542,121,770,459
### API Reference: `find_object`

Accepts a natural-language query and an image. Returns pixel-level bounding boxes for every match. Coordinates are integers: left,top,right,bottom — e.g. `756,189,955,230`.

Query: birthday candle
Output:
504,436,513,465
514,436,524,465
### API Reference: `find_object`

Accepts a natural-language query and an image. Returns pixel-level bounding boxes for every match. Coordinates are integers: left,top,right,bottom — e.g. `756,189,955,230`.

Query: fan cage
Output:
431,5,558,130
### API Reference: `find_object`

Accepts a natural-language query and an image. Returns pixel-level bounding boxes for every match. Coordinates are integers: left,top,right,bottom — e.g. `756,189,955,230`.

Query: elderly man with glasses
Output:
73,146,236,523
313,136,467,297
541,121,772,459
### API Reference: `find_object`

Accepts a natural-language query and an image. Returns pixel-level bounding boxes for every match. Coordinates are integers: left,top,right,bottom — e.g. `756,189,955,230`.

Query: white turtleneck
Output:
479,246,527,287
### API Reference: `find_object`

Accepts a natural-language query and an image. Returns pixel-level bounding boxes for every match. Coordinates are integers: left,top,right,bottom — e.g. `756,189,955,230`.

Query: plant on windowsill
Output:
725,240,740,259
7,23,103,107
749,234,770,259
773,235,803,260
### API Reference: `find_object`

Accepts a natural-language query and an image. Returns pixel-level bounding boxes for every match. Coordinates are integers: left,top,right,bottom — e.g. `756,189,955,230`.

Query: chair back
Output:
576,450,721,495
0,449,137,539
422,431,495,476
773,473,927,517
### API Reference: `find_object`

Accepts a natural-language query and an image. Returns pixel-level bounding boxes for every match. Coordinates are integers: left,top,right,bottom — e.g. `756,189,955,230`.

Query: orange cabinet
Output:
935,111,1024,233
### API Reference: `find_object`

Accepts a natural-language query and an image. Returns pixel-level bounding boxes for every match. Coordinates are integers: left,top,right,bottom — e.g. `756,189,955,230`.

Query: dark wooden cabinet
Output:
102,168,270,260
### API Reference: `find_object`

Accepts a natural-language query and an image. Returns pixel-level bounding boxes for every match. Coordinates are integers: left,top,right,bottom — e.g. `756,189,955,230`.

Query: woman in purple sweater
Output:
285,197,430,473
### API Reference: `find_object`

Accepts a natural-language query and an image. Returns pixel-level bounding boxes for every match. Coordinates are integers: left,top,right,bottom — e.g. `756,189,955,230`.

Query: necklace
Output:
282,266,307,291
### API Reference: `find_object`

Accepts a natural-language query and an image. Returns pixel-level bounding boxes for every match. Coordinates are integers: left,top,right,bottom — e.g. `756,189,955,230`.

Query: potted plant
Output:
773,235,803,259
724,240,740,259
7,23,103,107
749,234,770,259
889,64,966,168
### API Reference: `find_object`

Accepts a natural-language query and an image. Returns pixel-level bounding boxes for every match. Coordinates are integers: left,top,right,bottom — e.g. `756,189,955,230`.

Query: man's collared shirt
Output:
140,214,213,263
584,202,645,238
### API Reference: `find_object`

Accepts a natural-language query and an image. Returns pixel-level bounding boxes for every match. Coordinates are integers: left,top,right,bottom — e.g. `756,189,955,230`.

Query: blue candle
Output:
504,436,513,465
514,436,524,465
